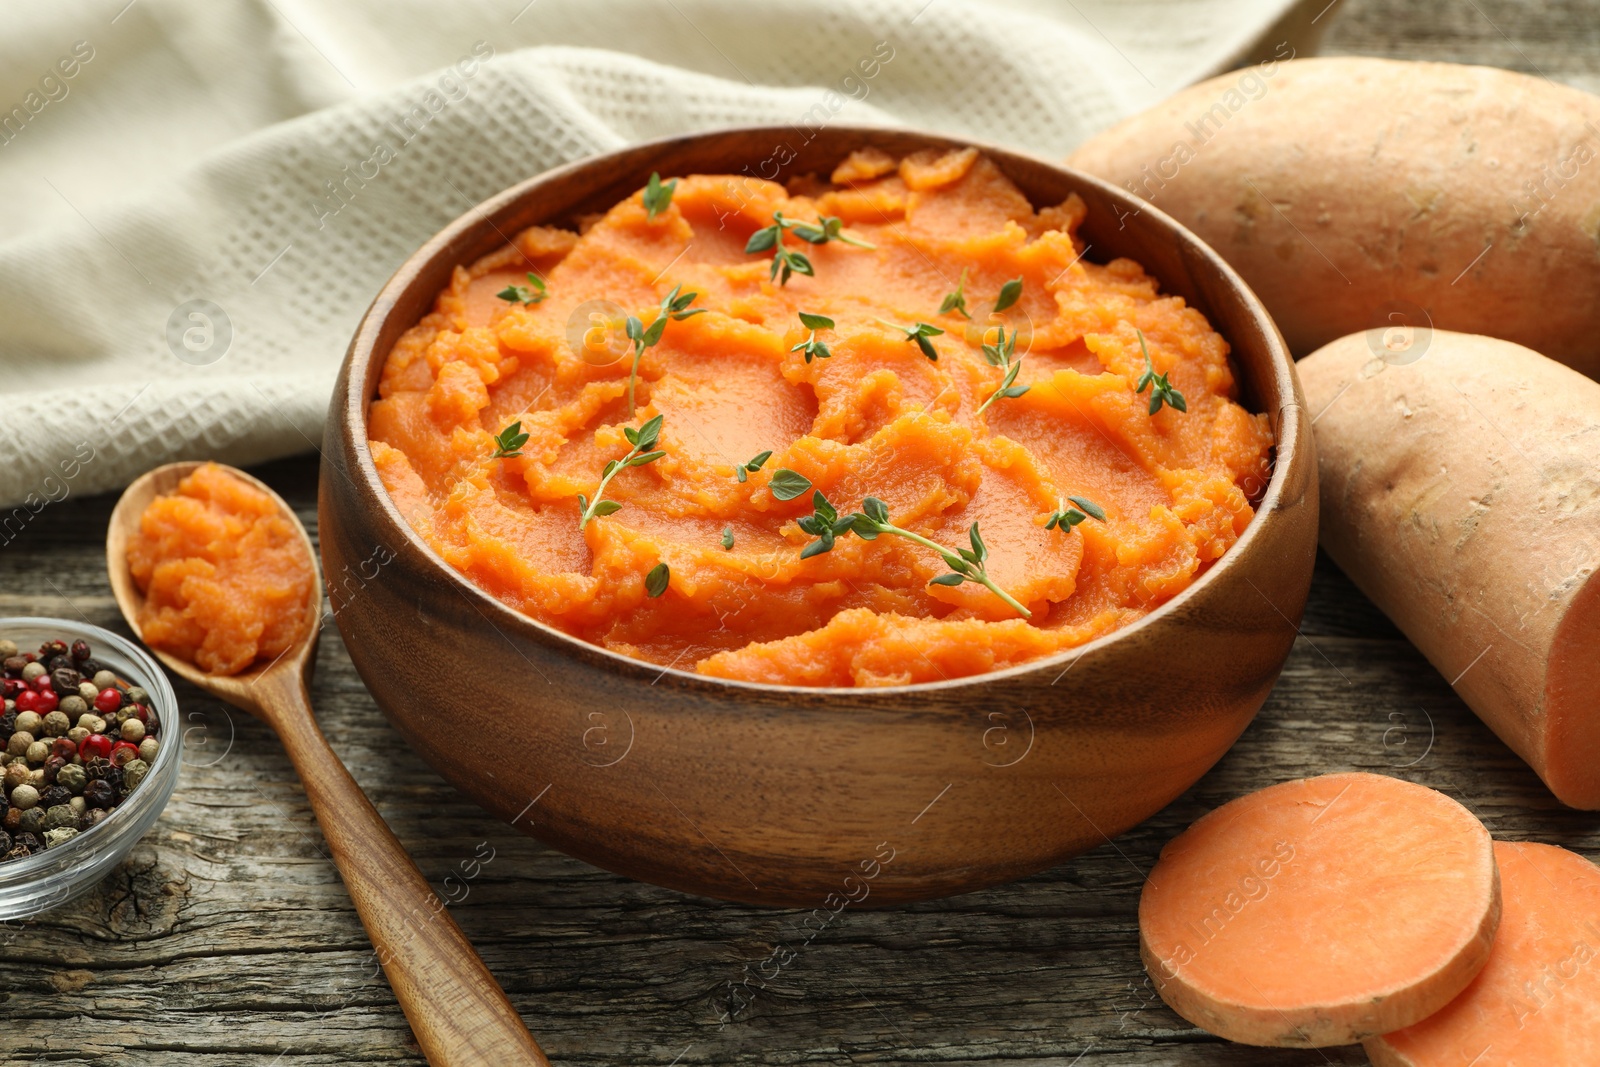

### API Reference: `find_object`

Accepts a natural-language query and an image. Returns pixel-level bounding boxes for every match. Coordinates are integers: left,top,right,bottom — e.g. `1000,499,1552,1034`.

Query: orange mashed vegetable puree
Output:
129,463,315,676
369,147,1271,687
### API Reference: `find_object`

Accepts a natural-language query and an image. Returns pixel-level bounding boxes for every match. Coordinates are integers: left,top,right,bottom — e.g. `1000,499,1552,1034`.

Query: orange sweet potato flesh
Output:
128,463,315,676
1140,772,1500,1047
368,148,1271,686
1366,842,1600,1066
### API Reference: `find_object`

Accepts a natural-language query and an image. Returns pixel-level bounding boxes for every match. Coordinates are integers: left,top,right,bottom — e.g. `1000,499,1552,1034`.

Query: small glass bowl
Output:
0,617,182,921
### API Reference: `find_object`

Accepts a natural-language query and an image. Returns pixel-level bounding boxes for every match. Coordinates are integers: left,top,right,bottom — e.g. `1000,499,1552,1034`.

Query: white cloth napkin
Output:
0,0,1319,510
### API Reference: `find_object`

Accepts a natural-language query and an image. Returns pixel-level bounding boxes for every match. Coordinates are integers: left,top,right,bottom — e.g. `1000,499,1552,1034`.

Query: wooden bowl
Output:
319,127,1317,907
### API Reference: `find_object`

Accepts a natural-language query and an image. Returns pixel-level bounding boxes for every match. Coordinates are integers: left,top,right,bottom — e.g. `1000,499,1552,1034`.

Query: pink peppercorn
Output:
93,687,122,715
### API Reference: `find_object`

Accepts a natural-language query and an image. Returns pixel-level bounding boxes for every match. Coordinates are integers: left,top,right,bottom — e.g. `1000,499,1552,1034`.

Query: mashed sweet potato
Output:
368,147,1271,687
129,463,315,675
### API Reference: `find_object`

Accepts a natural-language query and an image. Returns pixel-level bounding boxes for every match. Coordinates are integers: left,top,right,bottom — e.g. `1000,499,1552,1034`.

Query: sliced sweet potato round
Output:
1140,772,1500,1046
1366,841,1600,1066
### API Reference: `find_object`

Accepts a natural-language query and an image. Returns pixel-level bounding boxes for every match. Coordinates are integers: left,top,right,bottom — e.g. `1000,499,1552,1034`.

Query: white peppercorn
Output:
138,737,159,763
10,783,39,810
92,670,118,691
25,740,49,764
20,662,46,683
58,695,87,717
77,681,98,701
120,718,146,744
6,732,32,758
14,711,41,736
68,796,86,815
0,640,16,658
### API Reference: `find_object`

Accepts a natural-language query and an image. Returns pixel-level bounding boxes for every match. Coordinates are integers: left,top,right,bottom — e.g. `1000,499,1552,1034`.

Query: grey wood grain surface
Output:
4,2,1599,1063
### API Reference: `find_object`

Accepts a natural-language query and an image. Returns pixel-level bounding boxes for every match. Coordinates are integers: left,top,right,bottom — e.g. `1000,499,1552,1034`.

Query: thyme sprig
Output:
491,420,529,459
939,268,972,319
874,318,944,361
734,450,773,483
791,311,834,363
642,172,676,221
577,414,665,529
1134,329,1187,415
796,492,1031,617
745,212,874,285
496,272,547,306
1044,495,1107,531
624,285,705,417
974,326,1029,416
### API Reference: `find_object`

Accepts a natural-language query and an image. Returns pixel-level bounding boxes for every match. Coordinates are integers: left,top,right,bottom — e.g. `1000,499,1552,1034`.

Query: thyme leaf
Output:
791,311,835,363
1134,328,1188,415
645,561,670,597
939,268,972,319
993,276,1023,314
974,326,1029,416
624,285,705,417
874,318,944,361
496,272,548,306
642,172,676,221
490,420,530,459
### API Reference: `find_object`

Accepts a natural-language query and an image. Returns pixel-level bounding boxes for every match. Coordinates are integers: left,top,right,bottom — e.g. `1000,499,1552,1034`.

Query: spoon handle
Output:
263,671,550,1066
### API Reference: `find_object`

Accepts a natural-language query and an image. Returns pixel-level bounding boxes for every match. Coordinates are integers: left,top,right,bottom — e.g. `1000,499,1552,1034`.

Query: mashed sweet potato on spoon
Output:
368,147,1271,687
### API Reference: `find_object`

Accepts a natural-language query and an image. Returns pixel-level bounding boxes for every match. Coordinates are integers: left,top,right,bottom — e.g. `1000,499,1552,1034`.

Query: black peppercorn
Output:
78,658,102,678
39,784,70,809
40,640,68,661
15,832,42,853
2,656,26,674
42,755,65,784
70,640,90,662
83,779,115,810
0,710,14,736
0,830,9,853
84,758,113,781
50,667,81,696
46,654,73,674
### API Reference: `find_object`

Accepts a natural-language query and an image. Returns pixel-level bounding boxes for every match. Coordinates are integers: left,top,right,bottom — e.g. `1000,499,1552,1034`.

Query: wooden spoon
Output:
107,461,549,1066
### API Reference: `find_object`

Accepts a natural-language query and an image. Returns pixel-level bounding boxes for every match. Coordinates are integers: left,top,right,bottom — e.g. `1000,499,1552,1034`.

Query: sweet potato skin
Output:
1366,842,1600,1067
1298,331,1600,808
1067,57,1600,377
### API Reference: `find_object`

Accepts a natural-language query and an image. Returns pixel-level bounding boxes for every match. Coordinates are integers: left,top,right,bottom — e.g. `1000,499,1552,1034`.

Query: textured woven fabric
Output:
0,0,1313,509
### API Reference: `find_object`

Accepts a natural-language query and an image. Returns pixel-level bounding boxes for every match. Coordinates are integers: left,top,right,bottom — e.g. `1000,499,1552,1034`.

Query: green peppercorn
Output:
18,808,46,835
125,686,149,706
41,710,69,738
9,784,39,810
56,764,86,794
43,804,76,831
76,714,105,734
122,759,149,793
43,826,79,849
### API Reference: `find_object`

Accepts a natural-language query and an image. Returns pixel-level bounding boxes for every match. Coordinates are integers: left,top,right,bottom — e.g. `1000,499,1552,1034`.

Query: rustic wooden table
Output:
4,2,1598,1063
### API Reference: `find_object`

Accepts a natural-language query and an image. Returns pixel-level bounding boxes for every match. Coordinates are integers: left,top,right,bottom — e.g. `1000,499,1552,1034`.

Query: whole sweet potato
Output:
1069,57,1600,377
1299,330,1600,808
